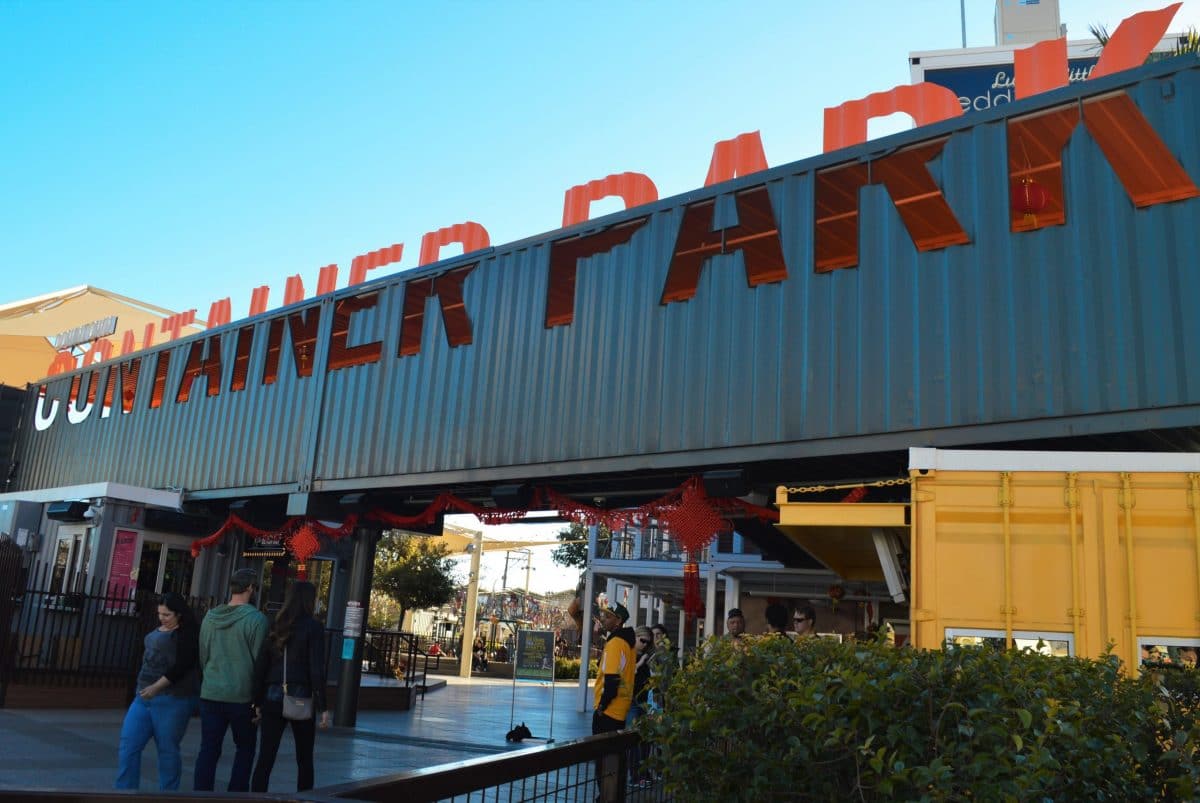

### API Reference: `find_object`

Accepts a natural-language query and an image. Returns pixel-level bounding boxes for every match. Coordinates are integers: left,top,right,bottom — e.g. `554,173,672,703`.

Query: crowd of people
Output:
587,597,867,790
114,568,331,794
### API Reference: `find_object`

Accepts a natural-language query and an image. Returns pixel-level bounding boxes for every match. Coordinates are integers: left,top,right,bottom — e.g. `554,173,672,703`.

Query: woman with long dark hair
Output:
250,580,330,792
115,592,200,790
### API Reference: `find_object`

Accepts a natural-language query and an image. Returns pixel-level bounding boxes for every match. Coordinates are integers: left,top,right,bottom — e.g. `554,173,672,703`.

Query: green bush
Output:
554,656,598,680
638,635,1200,801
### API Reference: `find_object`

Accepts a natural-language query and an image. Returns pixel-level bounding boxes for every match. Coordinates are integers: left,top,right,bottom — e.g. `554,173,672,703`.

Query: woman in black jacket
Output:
250,581,330,792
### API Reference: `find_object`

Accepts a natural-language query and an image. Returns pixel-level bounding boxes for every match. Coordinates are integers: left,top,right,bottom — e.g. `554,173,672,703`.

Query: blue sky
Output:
3,1,1196,321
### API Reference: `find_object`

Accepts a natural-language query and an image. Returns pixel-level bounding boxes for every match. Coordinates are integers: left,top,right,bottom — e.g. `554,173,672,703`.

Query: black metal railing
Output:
318,730,667,803
605,525,693,563
0,558,217,699
359,629,442,695
0,731,669,803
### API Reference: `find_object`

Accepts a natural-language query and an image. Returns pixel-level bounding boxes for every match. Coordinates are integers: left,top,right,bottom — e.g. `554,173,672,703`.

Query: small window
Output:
945,627,1073,657
1137,637,1199,670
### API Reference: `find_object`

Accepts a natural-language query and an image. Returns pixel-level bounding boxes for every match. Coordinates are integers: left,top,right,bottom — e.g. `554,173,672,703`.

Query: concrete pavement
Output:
0,676,594,795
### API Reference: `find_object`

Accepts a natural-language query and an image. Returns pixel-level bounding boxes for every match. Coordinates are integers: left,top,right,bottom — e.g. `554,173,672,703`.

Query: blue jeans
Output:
193,699,258,792
114,694,194,790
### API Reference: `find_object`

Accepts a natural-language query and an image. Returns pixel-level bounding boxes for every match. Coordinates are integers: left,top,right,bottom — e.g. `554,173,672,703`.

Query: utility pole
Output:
523,551,532,618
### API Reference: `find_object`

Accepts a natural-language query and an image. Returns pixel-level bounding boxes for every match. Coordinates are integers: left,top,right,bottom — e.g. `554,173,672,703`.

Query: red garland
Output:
190,476,779,580
841,486,868,504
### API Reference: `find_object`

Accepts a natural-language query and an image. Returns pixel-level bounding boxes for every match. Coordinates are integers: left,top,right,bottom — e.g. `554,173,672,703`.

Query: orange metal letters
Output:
561,173,659,228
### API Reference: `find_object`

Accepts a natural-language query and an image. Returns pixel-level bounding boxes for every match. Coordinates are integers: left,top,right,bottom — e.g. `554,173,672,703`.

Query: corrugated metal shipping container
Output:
11,58,1200,496
906,448,1200,669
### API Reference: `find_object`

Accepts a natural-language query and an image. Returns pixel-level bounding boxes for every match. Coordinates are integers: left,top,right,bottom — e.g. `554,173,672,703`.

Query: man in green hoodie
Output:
194,567,269,792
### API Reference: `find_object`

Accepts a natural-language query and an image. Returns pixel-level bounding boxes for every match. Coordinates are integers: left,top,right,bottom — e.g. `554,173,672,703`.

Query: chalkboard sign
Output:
515,629,555,681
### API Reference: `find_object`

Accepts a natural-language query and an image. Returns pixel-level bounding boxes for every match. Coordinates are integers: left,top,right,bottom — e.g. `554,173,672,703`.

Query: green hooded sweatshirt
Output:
198,603,269,703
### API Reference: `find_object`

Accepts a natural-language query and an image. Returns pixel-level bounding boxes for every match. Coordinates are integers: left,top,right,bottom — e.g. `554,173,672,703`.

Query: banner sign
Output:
515,629,555,681
104,529,138,612
924,58,1098,113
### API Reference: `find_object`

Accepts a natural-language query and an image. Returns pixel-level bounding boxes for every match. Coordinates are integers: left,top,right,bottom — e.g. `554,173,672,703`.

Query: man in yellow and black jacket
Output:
592,601,636,735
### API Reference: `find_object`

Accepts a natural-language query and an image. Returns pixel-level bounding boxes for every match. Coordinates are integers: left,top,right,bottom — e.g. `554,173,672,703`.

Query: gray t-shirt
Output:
137,629,197,697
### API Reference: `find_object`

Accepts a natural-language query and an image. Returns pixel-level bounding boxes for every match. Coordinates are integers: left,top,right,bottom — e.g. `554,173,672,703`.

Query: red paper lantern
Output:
1011,177,1049,220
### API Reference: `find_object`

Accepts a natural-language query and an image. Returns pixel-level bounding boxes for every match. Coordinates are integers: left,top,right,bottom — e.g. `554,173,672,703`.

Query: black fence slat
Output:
2,561,219,696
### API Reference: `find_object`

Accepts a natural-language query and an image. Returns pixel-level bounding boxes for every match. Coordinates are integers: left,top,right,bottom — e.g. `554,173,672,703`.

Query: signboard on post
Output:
515,629,555,681
343,600,363,637
342,600,364,660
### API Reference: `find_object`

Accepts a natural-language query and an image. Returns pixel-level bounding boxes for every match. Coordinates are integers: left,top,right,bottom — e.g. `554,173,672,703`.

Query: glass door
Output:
161,547,194,596
136,541,162,595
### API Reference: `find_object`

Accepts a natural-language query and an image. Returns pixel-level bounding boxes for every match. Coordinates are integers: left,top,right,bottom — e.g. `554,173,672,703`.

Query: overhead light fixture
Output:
491,483,532,509
702,469,748,498
338,492,371,512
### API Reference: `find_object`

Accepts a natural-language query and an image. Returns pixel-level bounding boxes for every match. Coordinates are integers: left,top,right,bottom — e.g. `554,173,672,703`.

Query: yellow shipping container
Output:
776,449,1200,671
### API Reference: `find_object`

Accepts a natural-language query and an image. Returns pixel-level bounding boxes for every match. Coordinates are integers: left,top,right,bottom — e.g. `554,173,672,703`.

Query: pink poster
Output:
105,529,138,613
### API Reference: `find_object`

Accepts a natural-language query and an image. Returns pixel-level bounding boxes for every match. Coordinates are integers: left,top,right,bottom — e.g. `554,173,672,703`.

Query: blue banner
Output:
924,58,1098,113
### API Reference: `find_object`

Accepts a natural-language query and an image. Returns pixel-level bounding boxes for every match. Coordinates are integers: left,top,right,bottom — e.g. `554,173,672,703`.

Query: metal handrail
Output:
313,730,644,802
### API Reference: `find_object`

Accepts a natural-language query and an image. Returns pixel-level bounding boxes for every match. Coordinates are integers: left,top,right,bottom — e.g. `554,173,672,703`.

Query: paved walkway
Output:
0,676,596,795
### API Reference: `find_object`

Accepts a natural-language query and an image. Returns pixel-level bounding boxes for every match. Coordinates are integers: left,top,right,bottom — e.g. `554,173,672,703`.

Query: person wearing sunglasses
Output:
627,626,655,788
793,604,817,639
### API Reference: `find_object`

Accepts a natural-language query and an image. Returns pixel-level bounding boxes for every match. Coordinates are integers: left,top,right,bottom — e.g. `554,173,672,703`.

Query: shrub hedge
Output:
554,656,598,680
638,635,1199,801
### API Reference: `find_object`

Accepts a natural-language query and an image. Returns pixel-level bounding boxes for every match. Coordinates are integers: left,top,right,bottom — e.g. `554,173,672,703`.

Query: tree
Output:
1089,22,1199,60
373,531,458,630
551,521,611,569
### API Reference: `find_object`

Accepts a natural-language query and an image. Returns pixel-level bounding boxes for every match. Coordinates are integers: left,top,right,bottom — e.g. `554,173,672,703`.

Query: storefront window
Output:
130,537,194,597
945,628,1073,657
1138,638,1199,669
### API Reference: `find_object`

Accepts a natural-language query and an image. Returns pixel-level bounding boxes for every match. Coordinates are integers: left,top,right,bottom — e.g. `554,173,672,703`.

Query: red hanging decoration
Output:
660,480,728,622
828,583,846,612
682,561,702,623
189,475,779,566
287,523,321,577
1011,176,1049,225
841,486,868,504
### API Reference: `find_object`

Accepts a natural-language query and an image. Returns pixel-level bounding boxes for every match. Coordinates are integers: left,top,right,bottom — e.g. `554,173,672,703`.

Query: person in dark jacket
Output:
627,625,654,787
250,581,330,792
115,592,200,791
